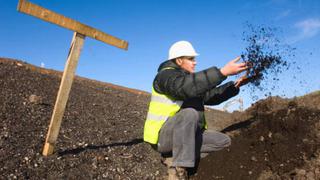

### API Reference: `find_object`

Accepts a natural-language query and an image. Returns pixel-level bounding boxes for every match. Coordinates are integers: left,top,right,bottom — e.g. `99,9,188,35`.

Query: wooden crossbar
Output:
17,0,128,50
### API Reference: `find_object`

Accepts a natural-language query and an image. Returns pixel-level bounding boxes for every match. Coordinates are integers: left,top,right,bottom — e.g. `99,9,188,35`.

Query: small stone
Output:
258,170,274,179
251,156,257,162
92,162,98,169
297,169,306,176
306,172,315,179
102,173,108,178
135,168,142,173
29,95,42,104
268,132,272,138
259,136,264,141
78,141,85,146
3,132,8,138
249,171,253,175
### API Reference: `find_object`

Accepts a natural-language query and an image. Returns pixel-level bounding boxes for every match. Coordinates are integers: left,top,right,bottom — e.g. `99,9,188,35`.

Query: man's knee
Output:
203,131,231,151
222,135,231,147
178,108,200,124
179,108,200,126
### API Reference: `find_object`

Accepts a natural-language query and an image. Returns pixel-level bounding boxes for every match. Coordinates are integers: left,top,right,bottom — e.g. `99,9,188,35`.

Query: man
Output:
143,41,249,179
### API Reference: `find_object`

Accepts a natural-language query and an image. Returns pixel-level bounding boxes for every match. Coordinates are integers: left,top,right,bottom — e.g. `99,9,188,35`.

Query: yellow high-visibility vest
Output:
143,87,183,144
143,68,208,144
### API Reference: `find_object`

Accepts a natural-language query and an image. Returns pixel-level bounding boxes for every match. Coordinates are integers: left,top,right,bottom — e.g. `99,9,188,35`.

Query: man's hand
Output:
220,57,248,76
234,70,251,88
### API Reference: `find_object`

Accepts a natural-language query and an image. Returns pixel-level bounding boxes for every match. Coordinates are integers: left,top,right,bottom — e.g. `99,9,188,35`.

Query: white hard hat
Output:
168,41,199,60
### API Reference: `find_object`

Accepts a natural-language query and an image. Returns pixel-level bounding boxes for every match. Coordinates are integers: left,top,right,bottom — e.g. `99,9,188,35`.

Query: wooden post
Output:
42,32,85,155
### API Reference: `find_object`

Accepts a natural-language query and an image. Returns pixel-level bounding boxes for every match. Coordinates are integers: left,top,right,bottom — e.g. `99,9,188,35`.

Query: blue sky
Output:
1,0,319,110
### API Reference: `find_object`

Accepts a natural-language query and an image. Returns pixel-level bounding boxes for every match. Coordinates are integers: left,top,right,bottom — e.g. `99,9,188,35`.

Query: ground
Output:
0,58,319,179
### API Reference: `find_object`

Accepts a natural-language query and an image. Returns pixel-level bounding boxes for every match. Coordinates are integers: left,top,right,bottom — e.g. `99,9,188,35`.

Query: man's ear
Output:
175,58,183,66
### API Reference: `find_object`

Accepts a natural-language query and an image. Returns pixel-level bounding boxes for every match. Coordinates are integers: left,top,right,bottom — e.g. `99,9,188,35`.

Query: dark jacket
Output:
153,60,239,111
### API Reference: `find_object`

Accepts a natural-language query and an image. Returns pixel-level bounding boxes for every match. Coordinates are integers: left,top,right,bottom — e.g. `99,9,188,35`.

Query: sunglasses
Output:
183,56,196,61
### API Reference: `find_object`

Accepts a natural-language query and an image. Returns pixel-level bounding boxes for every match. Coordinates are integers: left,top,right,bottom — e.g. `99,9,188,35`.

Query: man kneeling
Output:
143,41,249,179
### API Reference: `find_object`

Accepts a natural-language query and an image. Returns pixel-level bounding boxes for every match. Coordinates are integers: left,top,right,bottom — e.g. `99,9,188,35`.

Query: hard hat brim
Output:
168,53,199,60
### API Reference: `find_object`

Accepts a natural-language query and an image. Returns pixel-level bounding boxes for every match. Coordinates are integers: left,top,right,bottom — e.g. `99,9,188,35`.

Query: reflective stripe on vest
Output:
143,87,183,144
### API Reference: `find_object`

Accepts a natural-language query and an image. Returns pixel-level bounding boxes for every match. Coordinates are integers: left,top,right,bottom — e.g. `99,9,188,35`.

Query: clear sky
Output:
1,0,319,111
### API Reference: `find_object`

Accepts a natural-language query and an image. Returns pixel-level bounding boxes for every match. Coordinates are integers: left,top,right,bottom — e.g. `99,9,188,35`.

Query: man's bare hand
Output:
234,70,251,88
220,57,248,76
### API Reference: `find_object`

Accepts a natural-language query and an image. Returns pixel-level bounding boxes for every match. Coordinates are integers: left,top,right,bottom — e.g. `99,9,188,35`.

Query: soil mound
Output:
195,98,320,179
1,57,319,179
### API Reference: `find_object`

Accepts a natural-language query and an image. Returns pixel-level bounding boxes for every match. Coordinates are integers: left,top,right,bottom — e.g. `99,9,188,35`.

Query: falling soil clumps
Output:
241,24,296,100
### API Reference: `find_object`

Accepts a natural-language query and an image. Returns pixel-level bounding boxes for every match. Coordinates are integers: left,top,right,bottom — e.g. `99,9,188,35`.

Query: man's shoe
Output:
175,167,188,180
168,167,178,180
161,157,173,167
167,166,188,180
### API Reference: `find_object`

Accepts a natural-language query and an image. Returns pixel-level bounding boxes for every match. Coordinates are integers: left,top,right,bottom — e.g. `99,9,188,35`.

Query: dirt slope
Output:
1,57,319,179
0,58,166,179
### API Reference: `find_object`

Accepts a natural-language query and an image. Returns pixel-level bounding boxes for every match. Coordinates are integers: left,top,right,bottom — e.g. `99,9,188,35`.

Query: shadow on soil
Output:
221,118,256,133
58,138,144,156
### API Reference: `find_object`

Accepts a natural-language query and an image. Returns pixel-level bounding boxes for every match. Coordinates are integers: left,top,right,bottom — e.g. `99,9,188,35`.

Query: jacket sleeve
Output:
203,81,240,105
153,66,227,100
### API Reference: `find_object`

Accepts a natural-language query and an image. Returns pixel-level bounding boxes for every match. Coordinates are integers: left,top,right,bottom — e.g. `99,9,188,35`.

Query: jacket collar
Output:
157,60,189,73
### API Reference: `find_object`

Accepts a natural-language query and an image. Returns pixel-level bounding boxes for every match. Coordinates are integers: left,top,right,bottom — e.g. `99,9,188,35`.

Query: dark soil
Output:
1,57,319,179
195,100,320,179
0,58,165,179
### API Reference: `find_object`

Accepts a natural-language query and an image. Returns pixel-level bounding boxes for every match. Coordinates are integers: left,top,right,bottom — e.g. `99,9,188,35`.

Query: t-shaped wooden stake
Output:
17,0,129,156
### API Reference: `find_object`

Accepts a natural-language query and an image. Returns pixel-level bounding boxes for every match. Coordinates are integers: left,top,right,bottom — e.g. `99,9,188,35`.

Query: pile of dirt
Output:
195,98,320,179
294,91,320,110
1,57,319,179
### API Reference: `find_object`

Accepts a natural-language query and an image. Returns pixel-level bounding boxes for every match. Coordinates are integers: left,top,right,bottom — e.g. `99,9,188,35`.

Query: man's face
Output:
176,56,197,73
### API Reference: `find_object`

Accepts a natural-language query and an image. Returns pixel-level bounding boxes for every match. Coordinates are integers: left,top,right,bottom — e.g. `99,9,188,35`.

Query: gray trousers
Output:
157,108,231,168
